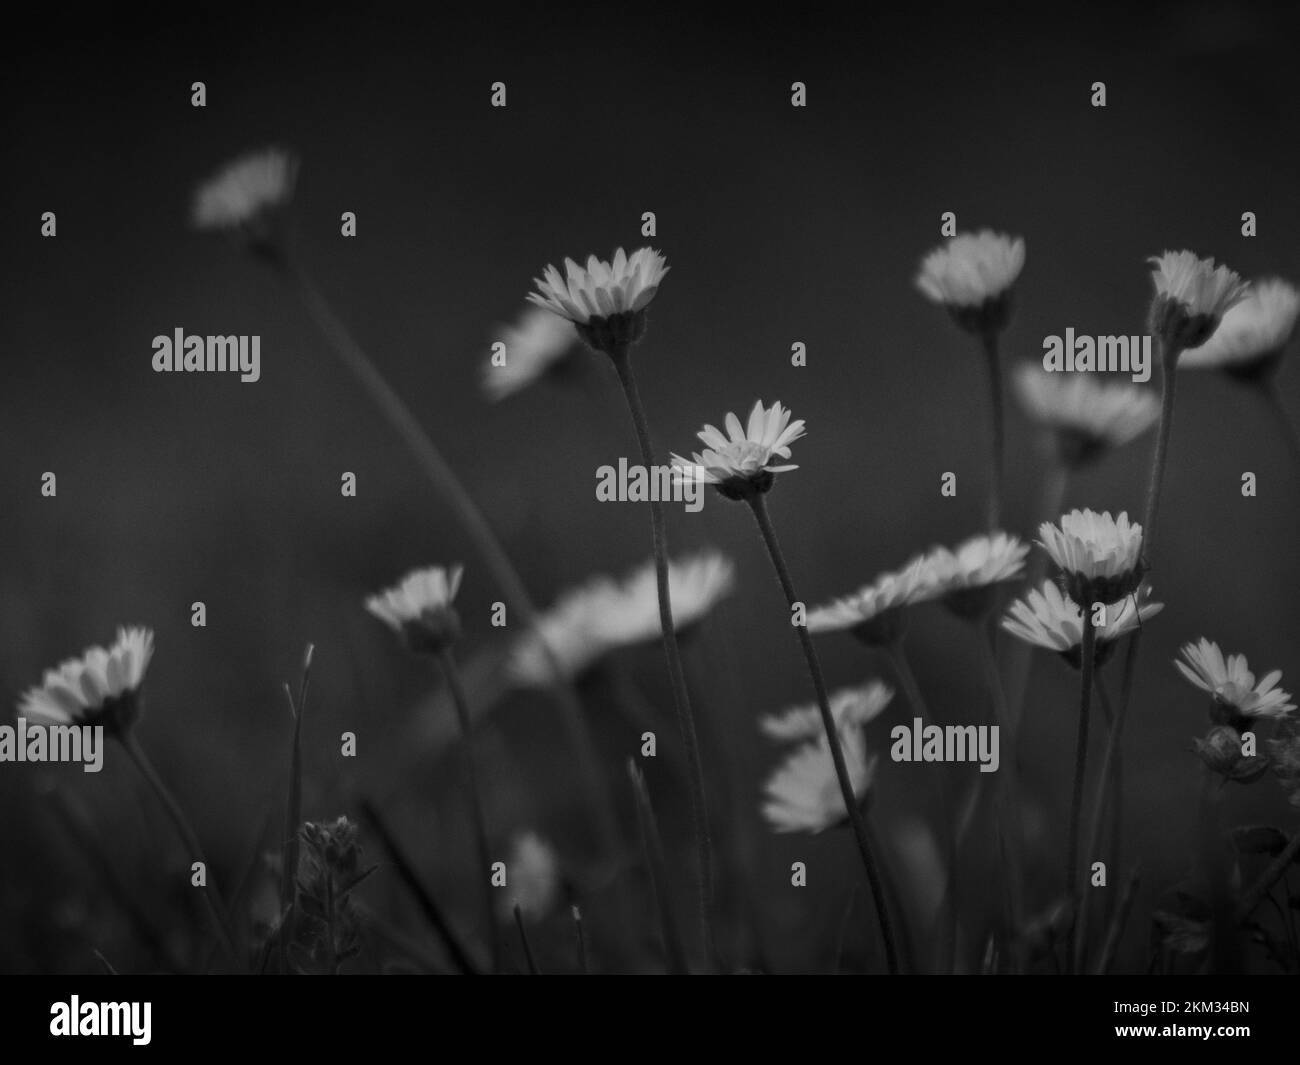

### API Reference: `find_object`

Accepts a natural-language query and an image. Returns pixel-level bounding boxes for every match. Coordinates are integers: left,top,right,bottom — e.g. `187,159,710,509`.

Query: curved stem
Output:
282,262,618,861
1065,608,1097,973
609,348,716,969
439,648,503,972
980,330,1005,531
120,732,238,964
1259,382,1300,474
748,495,899,974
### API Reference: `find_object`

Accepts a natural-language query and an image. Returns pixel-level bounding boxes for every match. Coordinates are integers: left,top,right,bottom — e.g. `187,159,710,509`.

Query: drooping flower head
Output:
508,550,735,687
1175,638,1295,732
528,247,668,355
1001,581,1162,670
498,830,562,921
18,627,156,735
918,531,1028,620
1037,509,1144,605
671,400,805,501
1179,278,1300,382
916,229,1025,334
1147,250,1250,353
806,554,933,646
192,148,298,256
1012,363,1160,469
482,305,581,401
759,680,894,742
761,726,877,834
366,565,464,654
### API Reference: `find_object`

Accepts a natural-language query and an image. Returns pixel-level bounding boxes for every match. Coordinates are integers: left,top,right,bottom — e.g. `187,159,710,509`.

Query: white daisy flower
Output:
19,627,155,733
366,565,464,653
482,305,580,401
1001,581,1163,669
762,727,877,834
917,229,1025,332
919,531,1028,618
508,551,735,687
1037,509,1144,603
759,680,894,742
806,554,933,645
1175,638,1295,722
192,147,297,231
499,830,561,921
1148,250,1250,350
1012,363,1160,467
670,400,806,501
527,247,668,354
1179,278,1300,378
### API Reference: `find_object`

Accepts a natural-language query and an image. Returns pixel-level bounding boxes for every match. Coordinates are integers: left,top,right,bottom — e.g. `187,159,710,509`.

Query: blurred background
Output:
2,0,1299,974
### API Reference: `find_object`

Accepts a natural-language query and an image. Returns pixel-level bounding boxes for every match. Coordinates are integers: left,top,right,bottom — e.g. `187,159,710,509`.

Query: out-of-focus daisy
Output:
1037,509,1144,604
498,830,561,921
192,148,297,236
527,247,668,355
759,680,894,742
482,305,580,401
1148,250,1250,352
18,627,155,735
366,565,464,654
919,531,1028,619
614,551,737,641
1179,278,1300,381
1012,363,1160,469
806,555,933,645
670,400,805,501
917,229,1025,333
508,551,735,687
1002,581,1162,670
1175,638,1295,729
762,726,877,833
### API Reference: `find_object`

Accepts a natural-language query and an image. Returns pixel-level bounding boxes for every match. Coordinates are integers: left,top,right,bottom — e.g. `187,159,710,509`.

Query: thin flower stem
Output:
1259,382,1300,473
1108,340,1182,912
887,641,957,973
572,905,590,974
1008,462,1068,721
975,621,1025,944
281,261,619,862
1092,866,1140,975
439,648,503,972
747,495,899,974
1080,672,1124,962
120,732,239,964
980,328,1005,532
1141,342,1182,562
609,348,716,970
628,761,691,975
1065,608,1097,974
513,905,541,974
357,797,480,974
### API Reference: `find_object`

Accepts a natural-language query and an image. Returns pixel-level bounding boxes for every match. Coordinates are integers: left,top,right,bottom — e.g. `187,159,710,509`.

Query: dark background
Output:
2,1,1299,973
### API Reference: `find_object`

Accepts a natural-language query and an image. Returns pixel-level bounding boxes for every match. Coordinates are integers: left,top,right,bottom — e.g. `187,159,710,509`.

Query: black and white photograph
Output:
2,0,1299,1043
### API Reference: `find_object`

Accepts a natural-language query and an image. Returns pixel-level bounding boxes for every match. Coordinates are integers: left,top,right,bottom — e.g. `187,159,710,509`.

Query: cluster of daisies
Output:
13,148,1300,973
